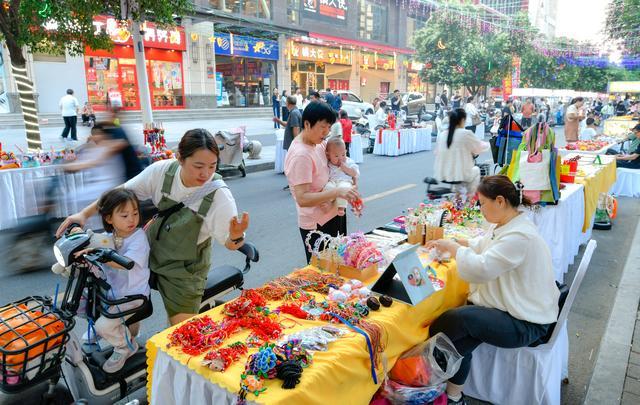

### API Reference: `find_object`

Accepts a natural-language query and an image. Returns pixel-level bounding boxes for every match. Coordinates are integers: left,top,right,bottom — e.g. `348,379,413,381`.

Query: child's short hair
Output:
97,189,140,232
326,136,346,151
586,117,595,126
339,110,349,119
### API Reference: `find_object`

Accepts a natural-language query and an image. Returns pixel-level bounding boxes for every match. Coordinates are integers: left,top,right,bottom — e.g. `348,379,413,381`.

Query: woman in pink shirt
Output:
284,101,360,262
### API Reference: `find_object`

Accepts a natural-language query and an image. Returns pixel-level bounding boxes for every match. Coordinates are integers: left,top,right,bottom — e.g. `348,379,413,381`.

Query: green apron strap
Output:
197,186,231,216
162,161,180,195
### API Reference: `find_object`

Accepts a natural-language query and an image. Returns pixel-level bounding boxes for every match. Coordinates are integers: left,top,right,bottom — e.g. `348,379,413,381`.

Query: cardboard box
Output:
407,223,425,245
338,263,379,282
425,226,444,241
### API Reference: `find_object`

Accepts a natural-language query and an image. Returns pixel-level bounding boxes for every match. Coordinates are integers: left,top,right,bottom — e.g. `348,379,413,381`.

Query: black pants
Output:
345,141,351,157
299,214,347,263
282,106,289,122
430,305,550,385
465,125,476,133
61,116,78,140
522,117,532,128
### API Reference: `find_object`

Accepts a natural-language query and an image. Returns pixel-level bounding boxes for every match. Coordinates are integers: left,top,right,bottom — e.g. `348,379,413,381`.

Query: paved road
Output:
0,126,636,404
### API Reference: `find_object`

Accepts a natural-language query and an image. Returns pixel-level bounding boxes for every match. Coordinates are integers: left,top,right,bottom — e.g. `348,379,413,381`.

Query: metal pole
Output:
131,21,154,125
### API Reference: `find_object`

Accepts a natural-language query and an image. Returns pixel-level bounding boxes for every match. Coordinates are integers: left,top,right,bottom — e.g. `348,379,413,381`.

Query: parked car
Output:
321,90,375,119
385,92,428,118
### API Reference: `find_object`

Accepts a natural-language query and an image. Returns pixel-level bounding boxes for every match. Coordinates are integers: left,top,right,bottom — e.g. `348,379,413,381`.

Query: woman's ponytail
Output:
447,108,467,148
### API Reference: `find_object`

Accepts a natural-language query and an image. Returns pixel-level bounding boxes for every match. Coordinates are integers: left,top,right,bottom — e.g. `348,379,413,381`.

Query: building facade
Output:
5,0,437,114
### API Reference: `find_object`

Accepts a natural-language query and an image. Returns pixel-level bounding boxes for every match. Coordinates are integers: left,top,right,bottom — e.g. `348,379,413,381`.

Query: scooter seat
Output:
423,177,439,185
203,265,243,302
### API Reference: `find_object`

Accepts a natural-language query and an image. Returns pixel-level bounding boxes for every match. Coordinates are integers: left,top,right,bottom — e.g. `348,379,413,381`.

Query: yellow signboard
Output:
609,81,640,93
289,42,352,65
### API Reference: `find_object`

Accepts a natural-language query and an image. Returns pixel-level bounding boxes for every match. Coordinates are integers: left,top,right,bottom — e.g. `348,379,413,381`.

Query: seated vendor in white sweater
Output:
425,175,559,405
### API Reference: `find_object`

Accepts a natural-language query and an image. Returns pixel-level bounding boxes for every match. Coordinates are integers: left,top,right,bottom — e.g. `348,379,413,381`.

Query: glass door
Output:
119,65,140,110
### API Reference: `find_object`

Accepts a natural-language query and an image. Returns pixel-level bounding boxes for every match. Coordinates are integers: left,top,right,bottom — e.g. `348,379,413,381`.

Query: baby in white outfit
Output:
324,137,360,216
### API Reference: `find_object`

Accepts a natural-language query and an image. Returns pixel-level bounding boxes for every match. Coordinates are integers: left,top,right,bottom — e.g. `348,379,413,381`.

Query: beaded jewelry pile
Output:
305,231,384,270
238,340,312,402
165,266,396,401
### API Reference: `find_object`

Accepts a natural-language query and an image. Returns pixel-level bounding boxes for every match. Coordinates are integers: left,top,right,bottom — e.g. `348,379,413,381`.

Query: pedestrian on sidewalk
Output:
565,97,585,143
324,88,335,109
284,101,360,263
464,96,479,133
295,88,304,112
521,98,536,129
281,90,289,122
274,96,302,152
272,88,281,129
59,88,79,141
331,89,342,112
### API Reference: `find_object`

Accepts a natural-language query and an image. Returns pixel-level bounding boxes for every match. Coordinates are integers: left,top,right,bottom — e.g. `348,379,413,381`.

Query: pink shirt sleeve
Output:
286,155,314,186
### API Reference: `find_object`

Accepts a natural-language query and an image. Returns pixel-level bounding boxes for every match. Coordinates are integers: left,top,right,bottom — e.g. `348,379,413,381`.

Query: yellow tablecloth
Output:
570,154,617,232
146,263,469,404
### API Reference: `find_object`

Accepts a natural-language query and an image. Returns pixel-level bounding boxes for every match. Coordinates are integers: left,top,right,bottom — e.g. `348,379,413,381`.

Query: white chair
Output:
464,240,597,405
611,168,640,198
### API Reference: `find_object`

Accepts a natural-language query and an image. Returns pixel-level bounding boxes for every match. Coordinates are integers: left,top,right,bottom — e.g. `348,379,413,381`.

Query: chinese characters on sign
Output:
360,52,396,71
303,0,348,23
92,16,186,51
289,43,352,65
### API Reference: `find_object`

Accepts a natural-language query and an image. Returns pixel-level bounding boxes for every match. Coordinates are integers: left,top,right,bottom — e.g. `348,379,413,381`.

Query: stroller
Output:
214,127,263,178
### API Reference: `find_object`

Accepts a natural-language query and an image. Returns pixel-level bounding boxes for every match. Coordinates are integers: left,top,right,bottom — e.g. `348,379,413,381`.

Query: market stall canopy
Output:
512,88,605,99
608,81,640,94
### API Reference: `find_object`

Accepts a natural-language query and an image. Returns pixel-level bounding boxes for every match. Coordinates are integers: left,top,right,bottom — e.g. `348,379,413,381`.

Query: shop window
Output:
216,55,276,107
358,0,388,43
209,0,272,20
288,0,300,24
149,61,184,108
85,56,119,108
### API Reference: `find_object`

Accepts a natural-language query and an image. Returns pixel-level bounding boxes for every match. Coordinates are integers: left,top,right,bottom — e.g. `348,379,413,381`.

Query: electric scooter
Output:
0,227,259,405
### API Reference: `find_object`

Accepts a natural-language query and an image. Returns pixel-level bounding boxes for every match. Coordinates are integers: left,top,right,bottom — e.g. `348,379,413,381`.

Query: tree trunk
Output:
5,44,42,152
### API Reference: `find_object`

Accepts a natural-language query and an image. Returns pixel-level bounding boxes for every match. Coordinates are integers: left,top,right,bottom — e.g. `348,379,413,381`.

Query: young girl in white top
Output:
426,176,559,405
93,189,150,374
324,137,360,216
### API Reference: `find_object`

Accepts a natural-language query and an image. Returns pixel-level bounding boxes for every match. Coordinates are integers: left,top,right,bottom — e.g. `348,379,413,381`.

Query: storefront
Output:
359,51,396,103
406,61,437,102
213,32,279,108
288,41,354,96
84,16,186,111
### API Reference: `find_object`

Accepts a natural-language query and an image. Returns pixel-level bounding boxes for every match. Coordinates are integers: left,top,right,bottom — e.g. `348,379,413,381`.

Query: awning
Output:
304,33,415,55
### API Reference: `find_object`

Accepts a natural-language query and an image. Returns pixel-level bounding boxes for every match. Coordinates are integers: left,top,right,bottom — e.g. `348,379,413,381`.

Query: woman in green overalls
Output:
57,129,249,325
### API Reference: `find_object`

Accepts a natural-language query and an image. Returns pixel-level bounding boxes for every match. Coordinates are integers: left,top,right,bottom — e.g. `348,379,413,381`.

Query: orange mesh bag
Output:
0,302,66,374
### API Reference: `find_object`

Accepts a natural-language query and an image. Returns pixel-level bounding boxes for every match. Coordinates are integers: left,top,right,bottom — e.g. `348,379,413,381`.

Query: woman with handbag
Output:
425,175,559,405
464,96,480,133
434,108,488,196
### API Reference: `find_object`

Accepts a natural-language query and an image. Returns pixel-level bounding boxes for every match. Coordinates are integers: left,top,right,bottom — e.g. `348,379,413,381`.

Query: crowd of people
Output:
45,79,639,403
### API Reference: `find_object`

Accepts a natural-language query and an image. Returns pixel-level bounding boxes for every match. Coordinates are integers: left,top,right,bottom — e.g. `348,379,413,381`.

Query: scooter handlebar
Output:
88,248,135,270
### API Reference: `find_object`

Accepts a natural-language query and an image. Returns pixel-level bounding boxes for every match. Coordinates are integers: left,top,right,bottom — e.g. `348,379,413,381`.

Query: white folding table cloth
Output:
372,127,432,156
0,165,86,230
526,183,592,283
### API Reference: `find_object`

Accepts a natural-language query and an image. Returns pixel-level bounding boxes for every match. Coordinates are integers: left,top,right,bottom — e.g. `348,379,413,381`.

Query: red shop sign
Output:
92,16,186,51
